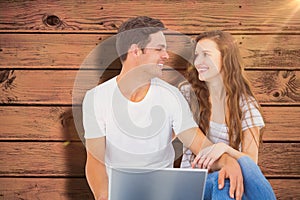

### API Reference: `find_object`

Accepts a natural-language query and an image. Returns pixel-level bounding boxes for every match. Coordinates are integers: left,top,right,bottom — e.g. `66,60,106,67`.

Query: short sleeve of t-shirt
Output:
82,88,106,139
170,86,198,135
241,97,265,131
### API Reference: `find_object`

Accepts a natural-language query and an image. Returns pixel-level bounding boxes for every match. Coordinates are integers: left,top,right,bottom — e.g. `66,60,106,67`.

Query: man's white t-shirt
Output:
82,76,197,169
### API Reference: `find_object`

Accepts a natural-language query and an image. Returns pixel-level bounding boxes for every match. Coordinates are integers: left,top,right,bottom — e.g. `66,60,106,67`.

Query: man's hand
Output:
191,142,228,170
218,155,244,200
178,128,244,199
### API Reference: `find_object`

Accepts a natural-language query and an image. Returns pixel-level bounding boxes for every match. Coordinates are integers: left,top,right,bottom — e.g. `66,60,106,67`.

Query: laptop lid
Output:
109,167,207,200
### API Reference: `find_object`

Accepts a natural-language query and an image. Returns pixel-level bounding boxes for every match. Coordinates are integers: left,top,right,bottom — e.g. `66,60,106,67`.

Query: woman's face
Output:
194,39,222,82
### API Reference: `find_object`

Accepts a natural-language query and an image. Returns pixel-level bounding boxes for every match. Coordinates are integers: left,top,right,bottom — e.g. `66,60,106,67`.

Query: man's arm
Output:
85,137,108,200
189,127,261,167
177,127,244,200
178,127,239,170
177,127,213,159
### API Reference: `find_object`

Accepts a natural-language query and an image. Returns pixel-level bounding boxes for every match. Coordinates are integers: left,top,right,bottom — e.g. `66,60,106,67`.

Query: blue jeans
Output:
204,156,276,200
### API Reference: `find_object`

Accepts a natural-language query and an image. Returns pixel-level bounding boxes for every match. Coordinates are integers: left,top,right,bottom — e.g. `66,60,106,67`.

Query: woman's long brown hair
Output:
187,30,263,150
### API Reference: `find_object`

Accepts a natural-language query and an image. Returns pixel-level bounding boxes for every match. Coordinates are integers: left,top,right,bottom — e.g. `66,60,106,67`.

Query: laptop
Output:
108,167,207,200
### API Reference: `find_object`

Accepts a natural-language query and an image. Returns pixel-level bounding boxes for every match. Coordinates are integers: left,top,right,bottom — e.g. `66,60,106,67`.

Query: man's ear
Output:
129,44,141,57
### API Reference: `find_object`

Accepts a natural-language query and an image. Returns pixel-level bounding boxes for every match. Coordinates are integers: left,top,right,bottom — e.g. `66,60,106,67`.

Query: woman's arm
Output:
241,126,260,163
225,127,260,163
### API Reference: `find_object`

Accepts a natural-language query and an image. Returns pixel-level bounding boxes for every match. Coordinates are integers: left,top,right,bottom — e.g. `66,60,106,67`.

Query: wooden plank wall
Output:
0,0,299,199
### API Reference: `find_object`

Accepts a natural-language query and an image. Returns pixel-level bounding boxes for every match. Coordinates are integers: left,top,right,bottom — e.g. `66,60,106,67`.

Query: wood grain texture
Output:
0,142,298,177
0,1,298,199
0,70,299,105
0,106,79,141
0,106,299,142
0,34,103,68
246,70,300,104
0,142,86,177
0,34,299,69
0,178,298,200
235,35,300,70
262,106,300,141
0,178,93,200
259,143,300,178
0,0,299,34
269,179,300,200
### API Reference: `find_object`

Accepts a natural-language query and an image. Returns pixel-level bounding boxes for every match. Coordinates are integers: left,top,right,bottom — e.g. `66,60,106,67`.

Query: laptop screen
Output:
109,167,207,200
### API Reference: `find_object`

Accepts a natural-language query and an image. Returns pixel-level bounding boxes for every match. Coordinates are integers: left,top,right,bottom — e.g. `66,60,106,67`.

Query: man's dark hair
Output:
116,16,165,62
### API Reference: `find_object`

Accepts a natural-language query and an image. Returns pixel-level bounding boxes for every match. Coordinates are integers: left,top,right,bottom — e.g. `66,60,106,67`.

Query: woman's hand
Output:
191,142,229,171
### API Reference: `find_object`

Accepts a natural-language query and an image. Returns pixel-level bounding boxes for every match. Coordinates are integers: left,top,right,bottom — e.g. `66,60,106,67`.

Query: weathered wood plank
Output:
261,106,300,142
0,34,299,69
0,106,299,142
269,179,300,200
0,142,298,177
0,178,93,200
0,142,86,176
0,178,298,200
0,34,102,68
0,106,80,141
259,143,300,178
0,0,299,34
246,70,300,104
0,70,299,104
235,35,300,70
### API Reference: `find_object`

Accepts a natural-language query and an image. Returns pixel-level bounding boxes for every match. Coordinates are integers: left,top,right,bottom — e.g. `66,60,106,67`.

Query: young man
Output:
83,16,244,200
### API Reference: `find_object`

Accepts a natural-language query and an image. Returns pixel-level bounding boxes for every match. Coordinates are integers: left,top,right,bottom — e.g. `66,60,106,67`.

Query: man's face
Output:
138,31,169,78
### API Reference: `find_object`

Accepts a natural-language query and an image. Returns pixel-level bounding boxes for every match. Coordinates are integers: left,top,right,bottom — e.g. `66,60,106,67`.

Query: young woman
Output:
180,30,276,199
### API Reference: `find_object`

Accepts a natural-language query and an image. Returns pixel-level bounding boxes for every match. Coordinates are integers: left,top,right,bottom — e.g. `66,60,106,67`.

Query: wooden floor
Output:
0,0,299,199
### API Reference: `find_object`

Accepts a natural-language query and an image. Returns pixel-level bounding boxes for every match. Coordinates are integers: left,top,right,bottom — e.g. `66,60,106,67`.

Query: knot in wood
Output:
43,15,62,27
272,91,280,98
0,70,10,84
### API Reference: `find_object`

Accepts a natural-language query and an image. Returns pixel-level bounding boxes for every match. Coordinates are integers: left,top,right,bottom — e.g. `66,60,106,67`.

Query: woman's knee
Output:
237,156,262,179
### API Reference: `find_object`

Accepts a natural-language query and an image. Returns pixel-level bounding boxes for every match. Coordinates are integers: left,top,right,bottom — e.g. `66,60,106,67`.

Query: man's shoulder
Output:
151,78,188,102
89,76,117,92
84,76,117,101
152,78,179,91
